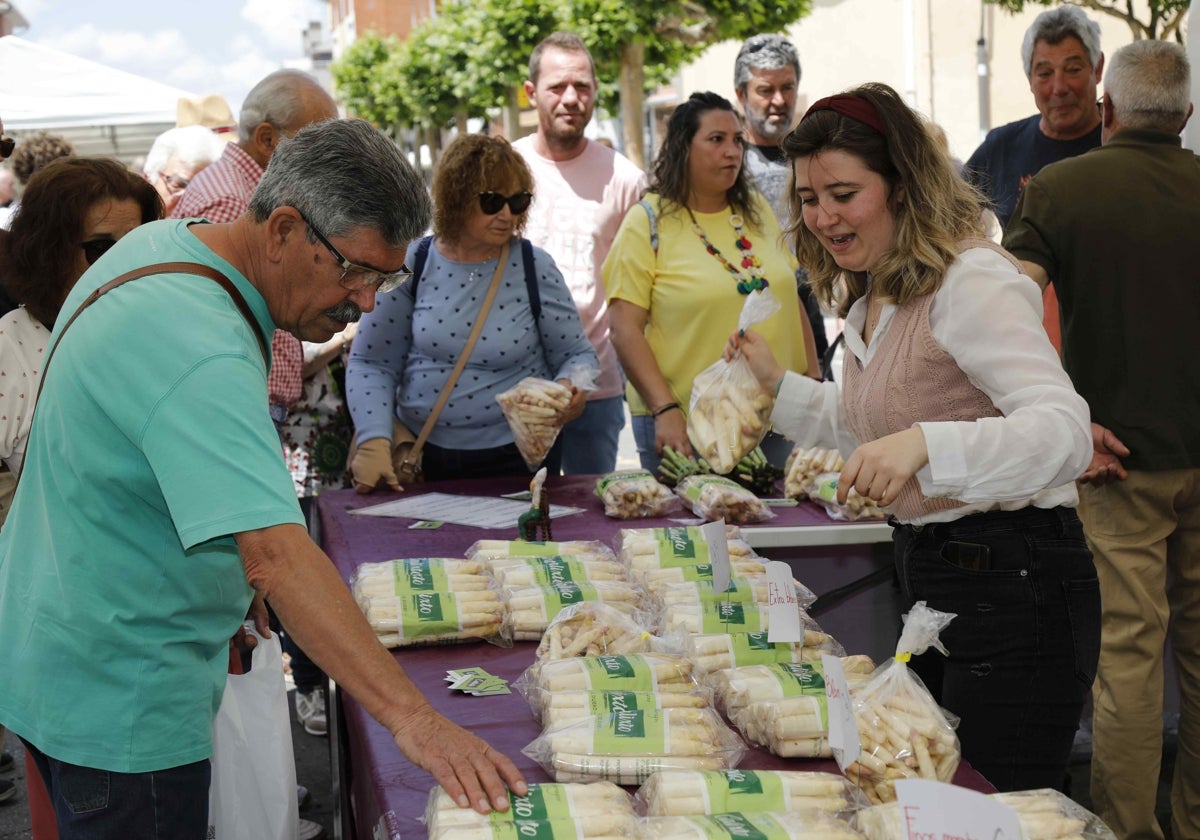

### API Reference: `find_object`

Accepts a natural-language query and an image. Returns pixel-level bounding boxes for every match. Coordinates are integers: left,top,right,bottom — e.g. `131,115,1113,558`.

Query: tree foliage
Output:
983,0,1189,41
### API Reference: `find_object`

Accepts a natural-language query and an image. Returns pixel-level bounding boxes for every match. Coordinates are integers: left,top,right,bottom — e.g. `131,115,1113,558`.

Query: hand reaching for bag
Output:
351,437,403,494
839,428,929,507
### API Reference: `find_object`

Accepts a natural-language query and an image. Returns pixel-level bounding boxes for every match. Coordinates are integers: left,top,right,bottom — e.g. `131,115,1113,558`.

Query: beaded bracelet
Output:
652,402,681,418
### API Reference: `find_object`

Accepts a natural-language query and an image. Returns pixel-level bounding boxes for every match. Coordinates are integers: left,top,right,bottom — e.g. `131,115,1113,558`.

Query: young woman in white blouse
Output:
732,83,1100,793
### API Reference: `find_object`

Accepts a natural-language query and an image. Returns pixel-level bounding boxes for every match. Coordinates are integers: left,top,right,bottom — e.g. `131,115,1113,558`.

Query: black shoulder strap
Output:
520,238,541,320
409,235,435,296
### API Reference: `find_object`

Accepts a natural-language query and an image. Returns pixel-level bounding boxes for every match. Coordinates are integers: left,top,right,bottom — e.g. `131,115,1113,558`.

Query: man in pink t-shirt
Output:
514,32,645,475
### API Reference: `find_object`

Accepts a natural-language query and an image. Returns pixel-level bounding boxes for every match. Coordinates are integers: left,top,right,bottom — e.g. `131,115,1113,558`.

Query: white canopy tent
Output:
0,35,200,162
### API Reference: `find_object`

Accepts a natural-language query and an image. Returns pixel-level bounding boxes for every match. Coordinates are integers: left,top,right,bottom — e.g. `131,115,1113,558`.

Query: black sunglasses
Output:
82,238,118,266
0,136,14,159
478,191,533,215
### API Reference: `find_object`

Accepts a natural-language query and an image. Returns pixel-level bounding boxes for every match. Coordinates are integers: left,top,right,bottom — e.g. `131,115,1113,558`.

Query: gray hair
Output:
734,34,801,94
1021,6,1101,77
248,119,431,248
143,126,224,180
238,69,329,143
1105,39,1191,132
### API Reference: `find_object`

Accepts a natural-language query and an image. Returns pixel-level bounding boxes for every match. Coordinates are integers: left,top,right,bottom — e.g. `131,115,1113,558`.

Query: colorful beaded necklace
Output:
688,208,770,294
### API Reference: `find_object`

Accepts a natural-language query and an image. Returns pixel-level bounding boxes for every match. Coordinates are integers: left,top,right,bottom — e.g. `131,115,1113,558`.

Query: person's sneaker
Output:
295,689,328,737
297,817,325,840
0,751,13,773
297,783,311,810
0,777,15,805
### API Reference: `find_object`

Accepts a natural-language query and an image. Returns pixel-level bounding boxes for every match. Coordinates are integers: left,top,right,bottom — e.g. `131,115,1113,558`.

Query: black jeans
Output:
891,505,1101,792
421,437,563,482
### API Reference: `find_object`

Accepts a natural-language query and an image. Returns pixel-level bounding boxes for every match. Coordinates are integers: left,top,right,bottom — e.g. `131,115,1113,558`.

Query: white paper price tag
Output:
894,779,1023,839
701,519,731,594
821,653,860,771
765,560,802,643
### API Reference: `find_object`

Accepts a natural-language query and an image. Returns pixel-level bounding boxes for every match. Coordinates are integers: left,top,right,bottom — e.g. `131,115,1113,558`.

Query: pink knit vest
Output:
840,239,1022,521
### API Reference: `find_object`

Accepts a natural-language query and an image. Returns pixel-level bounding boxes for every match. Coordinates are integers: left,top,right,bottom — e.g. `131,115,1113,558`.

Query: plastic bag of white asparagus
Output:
488,554,628,589
658,598,835,637
636,768,869,818
502,580,644,642
467,539,617,564
679,627,845,675
495,376,577,470
523,707,746,785
806,472,887,522
638,811,863,839
595,470,681,519
537,687,714,728
350,558,491,602
360,590,510,649
842,601,960,805
516,652,702,710
535,602,662,662
424,781,636,837
686,289,781,474
616,525,759,572
856,787,1117,840
707,657,876,718
674,475,775,525
784,446,845,500
647,577,773,613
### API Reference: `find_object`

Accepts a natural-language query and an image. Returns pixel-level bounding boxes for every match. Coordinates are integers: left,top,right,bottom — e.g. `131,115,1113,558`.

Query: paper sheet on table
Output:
349,492,583,529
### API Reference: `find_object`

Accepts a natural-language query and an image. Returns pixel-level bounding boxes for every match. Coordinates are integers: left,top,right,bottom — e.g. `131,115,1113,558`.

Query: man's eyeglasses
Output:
158,173,190,194
478,191,533,215
298,211,412,295
82,238,118,266
0,137,14,159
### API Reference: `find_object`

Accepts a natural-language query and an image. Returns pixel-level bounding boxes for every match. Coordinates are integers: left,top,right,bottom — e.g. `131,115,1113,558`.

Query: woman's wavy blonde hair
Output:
782,83,985,317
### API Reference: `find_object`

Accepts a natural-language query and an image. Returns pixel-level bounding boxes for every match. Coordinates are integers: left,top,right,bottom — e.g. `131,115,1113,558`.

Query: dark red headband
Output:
803,94,887,136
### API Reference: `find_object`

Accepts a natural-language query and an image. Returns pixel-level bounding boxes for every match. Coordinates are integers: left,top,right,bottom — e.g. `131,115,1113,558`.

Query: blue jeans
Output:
891,505,1101,792
631,413,792,475
558,396,624,475
23,738,210,839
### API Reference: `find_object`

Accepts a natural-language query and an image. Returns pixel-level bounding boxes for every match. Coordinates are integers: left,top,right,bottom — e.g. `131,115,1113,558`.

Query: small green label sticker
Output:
580,655,652,691
596,470,654,496
703,769,788,814
392,558,448,593
592,709,665,754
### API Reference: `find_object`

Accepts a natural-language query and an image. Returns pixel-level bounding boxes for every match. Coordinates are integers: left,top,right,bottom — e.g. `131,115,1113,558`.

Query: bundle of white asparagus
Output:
857,788,1117,840
351,559,499,647
425,781,636,837
538,689,712,728
675,475,774,525
503,580,643,641
617,525,758,572
842,604,962,804
784,446,845,500
524,708,745,784
636,811,863,839
467,539,617,563
686,358,775,475
495,377,574,470
595,470,680,519
683,630,843,674
521,653,700,697
486,554,628,589
707,658,875,718
807,472,887,522
429,815,638,840
658,600,779,635
649,577,774,611
535,602,656,661
637,769,868,817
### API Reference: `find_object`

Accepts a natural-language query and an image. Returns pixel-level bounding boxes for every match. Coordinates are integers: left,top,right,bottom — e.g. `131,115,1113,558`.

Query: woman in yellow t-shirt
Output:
603,91,817,473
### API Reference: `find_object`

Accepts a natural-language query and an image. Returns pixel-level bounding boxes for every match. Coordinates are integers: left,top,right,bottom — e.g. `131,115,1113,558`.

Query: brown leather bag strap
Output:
402,240,512,473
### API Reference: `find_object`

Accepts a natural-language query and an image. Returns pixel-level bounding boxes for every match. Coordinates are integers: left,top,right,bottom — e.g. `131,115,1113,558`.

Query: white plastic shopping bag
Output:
207,629,299,840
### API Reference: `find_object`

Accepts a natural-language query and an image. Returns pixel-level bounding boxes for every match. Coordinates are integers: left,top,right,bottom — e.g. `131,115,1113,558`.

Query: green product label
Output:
580,655,652,691
680,564,715,580
703,768,787,813
706,812,786,840
508,541,560,557
774,661,826,696
586,690,655,716
596,470,654,496
814,476,840,503
539,581,598,622
395,592,465,638
391,558,448,593
593,709,665,754
654,526,705,563
727,631,790,666
697,579,758,603
491,783,571,823
486,821,581,840
528,556,581,587
700,601,763,634
682,475,741,505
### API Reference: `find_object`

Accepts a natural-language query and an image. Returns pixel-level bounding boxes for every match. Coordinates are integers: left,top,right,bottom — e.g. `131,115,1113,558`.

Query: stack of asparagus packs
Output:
495,376,575,471
595,469,680,519
842,602,961,805
707,658,875,758
636,769,867,838
857,788,1117,840
349,558,506,648
425,781,638,840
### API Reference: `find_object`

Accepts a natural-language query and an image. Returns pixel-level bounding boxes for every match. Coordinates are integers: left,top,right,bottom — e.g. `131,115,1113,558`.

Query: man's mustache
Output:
324,301,363,323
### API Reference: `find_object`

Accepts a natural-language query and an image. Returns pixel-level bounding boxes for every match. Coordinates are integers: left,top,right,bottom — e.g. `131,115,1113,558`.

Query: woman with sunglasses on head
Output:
0,156,161,485
603,91,819,475
729,83,1098,792
347,134,597,490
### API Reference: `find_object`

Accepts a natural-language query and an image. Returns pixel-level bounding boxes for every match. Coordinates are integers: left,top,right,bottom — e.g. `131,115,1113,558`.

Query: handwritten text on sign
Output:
765,560,802,642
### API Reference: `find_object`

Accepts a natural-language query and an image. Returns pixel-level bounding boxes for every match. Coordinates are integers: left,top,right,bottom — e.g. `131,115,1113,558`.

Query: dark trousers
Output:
23,739,210,840
421,437,563,482
891,505,1101,792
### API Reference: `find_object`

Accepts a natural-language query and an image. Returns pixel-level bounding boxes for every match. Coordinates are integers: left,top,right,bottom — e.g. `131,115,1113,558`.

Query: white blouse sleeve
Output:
916,248,1092,501
770,372,862,457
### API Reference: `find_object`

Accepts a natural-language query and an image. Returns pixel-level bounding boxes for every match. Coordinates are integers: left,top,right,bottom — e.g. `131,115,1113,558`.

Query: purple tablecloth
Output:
317,476,995,839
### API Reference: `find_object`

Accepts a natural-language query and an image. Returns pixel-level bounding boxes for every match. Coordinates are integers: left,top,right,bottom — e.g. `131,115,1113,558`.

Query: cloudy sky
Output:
12,0,326,112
